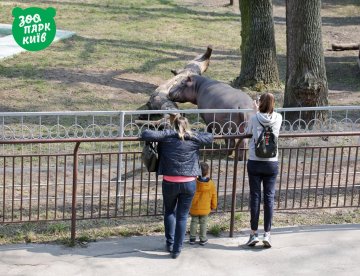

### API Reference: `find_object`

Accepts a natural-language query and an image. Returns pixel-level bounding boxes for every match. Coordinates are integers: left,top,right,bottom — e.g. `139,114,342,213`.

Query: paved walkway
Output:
0,224,359,276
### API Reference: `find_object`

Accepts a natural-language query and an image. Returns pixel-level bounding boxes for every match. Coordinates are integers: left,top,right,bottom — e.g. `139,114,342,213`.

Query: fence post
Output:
71,142,81,245
116,112,125,211
229,138,244,237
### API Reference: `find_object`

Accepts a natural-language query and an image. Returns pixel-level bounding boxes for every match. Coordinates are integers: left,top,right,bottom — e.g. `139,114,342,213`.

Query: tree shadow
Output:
5,0,240,23
325,55,360,92
273,0,360,7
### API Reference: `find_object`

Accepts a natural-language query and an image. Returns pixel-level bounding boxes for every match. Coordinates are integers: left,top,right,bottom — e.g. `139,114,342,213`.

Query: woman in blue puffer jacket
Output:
141,116,213,259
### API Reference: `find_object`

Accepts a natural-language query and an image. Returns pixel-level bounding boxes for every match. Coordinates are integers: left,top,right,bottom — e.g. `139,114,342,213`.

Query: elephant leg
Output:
237,139,247,161
225,138,235,156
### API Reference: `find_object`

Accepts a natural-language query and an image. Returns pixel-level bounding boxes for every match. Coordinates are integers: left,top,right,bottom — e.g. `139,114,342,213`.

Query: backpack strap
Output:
256,114,273,130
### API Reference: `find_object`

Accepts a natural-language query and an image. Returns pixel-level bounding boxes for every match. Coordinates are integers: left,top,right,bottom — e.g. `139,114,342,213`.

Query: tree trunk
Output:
143,46,212,116
233,0,280,89
284,0,328,123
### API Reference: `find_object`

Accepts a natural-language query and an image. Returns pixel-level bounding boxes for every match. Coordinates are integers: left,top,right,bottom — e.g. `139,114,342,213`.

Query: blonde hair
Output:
174,116,192,140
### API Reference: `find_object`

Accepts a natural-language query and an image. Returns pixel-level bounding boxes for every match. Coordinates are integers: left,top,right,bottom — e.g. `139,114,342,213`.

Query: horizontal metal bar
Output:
0,132,359,145
1,105,360,117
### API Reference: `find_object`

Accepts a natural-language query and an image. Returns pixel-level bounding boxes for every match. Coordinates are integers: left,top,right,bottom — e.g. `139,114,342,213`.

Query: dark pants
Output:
162,180,196,254
247,160,278,232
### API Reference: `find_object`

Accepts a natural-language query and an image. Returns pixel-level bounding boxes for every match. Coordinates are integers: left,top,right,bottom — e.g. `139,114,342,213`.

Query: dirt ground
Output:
0,0,359,112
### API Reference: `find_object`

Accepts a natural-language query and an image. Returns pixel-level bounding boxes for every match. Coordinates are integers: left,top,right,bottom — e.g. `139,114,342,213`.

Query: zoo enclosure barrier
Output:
1,132,360,243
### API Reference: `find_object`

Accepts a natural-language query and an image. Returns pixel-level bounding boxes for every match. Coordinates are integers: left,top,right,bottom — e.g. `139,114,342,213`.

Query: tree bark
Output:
283,0,328,123
233,0,280,89
144,46,212,114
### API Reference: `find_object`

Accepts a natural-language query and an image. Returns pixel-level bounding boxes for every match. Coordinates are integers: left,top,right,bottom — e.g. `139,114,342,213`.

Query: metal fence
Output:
1,105,360,140
1,132,359,242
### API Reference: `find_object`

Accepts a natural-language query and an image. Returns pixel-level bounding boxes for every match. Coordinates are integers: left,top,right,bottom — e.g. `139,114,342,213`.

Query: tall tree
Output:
284,0,328,122
233,0,280,89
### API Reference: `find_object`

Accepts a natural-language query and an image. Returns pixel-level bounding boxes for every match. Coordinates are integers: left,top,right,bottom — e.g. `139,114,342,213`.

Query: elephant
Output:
168,75,254,158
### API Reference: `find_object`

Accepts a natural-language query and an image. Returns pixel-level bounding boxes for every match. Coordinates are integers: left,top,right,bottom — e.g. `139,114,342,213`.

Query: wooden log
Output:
331,43,360,51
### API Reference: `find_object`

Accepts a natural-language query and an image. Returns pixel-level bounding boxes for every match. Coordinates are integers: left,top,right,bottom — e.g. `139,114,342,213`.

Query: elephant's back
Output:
198,82,253,109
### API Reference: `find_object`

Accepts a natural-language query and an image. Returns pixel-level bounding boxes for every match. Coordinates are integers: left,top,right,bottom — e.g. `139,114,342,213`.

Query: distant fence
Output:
1,106,360,141
0,131,359,242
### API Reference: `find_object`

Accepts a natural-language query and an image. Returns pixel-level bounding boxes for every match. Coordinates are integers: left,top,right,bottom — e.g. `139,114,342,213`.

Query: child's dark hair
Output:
200,162,209,177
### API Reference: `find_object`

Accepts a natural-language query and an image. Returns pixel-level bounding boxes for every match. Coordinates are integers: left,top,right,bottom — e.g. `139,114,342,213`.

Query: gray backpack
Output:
255,116,278,158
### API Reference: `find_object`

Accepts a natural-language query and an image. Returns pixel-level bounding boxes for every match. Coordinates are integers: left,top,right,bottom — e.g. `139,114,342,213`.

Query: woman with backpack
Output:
245,92,282,248
141,116,213,259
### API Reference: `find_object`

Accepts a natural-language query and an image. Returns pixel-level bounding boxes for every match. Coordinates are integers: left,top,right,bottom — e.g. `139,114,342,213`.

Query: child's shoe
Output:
199,239,208,246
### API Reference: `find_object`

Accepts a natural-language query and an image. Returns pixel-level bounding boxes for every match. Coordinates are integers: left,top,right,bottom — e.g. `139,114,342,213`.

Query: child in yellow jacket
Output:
189,162,217,245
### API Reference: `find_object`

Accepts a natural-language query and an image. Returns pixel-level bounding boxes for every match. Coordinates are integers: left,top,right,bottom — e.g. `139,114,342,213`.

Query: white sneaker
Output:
263,232,272,248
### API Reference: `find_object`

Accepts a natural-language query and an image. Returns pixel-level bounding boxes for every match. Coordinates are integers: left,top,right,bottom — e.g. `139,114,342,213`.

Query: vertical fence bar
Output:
154,175,159,215
307,148,314,208
29,156,33,221
107,153,111,218
38,156,41,220
351,147,358,206
82,155,87,218
344,147,351,206
115,153,120,217
54,156,58,219
292,148,299,208
321,148,329,208
314,148,322,207
131,153,136,216
20,156,24,221
71,142,81,245
223,152,230,212
116,111,125,210
11,156,15,222
2,157,6,222
240,149,247,211
63,155,66,219
46,155,50,220
99,154,103,218
336,147,344,207
139,155,144,216
285,148,292,209
277,148,285,208
230,138,243,237
329,148,336,207
146,172,151,216
300,148,307,208
91,155,95,218
123,154,128,216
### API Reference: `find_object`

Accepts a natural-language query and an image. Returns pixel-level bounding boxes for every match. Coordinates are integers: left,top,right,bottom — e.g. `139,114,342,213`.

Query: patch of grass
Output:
0,208,359,245
47,222,69,234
